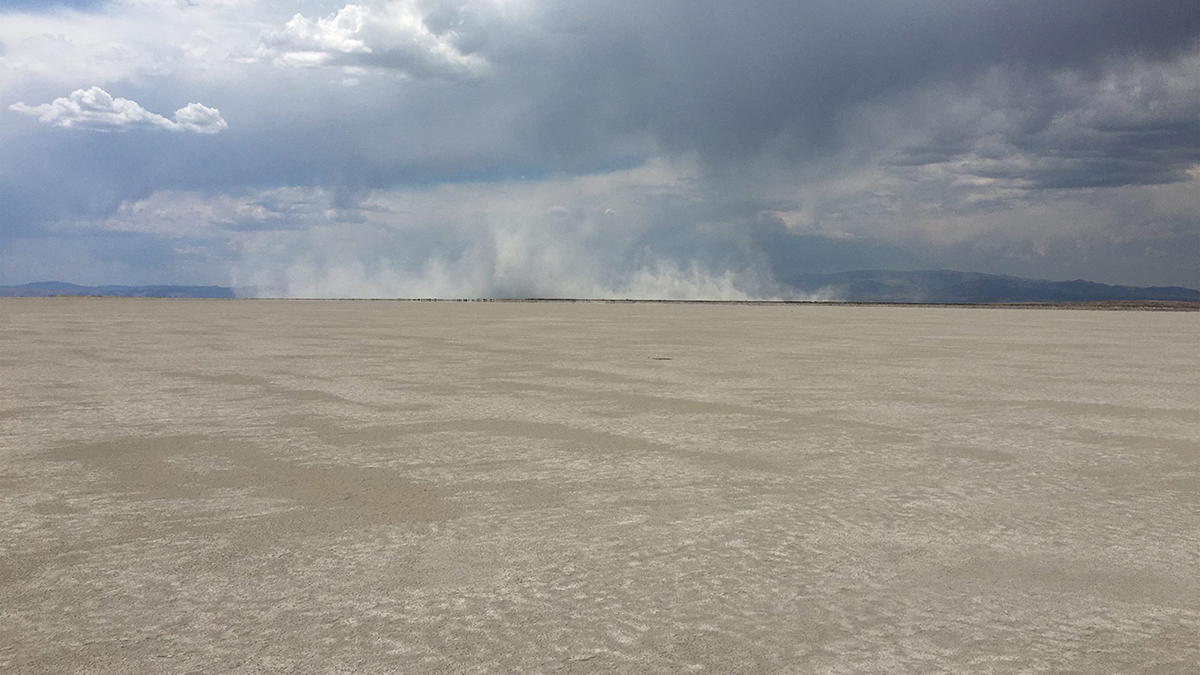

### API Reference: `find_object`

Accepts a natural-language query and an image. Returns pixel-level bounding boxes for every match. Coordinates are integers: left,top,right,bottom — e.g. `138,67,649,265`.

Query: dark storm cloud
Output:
232,0,1200,199
503,0,1199,182
881,50,1200,190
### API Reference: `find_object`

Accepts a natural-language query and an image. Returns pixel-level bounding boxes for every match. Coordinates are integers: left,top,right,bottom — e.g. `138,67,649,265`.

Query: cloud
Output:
9,86,227,133
0,0,1197,293
876,52,1200,192
258,1,489,80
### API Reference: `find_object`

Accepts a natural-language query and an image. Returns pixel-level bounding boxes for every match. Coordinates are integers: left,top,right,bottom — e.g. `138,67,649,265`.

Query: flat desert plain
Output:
1,299,1197,674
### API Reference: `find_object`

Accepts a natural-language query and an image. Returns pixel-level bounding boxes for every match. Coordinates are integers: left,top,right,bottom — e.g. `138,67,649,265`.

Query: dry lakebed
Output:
1,298,1197,673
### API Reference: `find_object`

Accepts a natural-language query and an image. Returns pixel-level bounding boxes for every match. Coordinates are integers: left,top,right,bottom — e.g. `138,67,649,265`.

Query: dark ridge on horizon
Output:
2,271,1197,304
388,299,1199,310
781,270,1200,304
0,281,235,299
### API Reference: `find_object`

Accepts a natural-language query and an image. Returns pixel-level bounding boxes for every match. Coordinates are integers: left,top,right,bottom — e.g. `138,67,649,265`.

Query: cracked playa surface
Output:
1,299,1197,673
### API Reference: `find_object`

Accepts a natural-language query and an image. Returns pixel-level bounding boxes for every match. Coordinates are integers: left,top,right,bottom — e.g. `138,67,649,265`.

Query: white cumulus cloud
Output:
9,86,227,134
259,1,488,80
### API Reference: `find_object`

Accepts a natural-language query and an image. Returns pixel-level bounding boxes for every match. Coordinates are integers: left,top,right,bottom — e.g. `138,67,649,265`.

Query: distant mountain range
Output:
1,272,1197,303
783,270,1200,304
0,282,235,299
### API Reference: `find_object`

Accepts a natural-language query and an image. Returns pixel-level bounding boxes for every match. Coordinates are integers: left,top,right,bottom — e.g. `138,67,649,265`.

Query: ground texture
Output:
1,299,1197,673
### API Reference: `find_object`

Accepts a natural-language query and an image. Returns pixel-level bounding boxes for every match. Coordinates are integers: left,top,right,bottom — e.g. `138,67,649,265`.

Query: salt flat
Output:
1,298,1197,674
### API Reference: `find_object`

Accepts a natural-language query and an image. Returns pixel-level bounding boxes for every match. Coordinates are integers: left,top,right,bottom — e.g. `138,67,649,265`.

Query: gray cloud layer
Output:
1,0,1196,295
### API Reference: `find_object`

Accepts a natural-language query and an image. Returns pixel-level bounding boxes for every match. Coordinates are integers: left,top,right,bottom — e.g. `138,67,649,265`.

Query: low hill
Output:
0,282,235,299
783,270,1200,304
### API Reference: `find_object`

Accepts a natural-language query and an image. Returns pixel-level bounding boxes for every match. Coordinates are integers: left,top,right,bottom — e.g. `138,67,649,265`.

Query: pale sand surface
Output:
1,298,1197,674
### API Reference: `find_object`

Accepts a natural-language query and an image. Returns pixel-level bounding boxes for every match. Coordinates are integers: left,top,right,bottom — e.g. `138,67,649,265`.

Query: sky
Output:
0,0,1197,298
